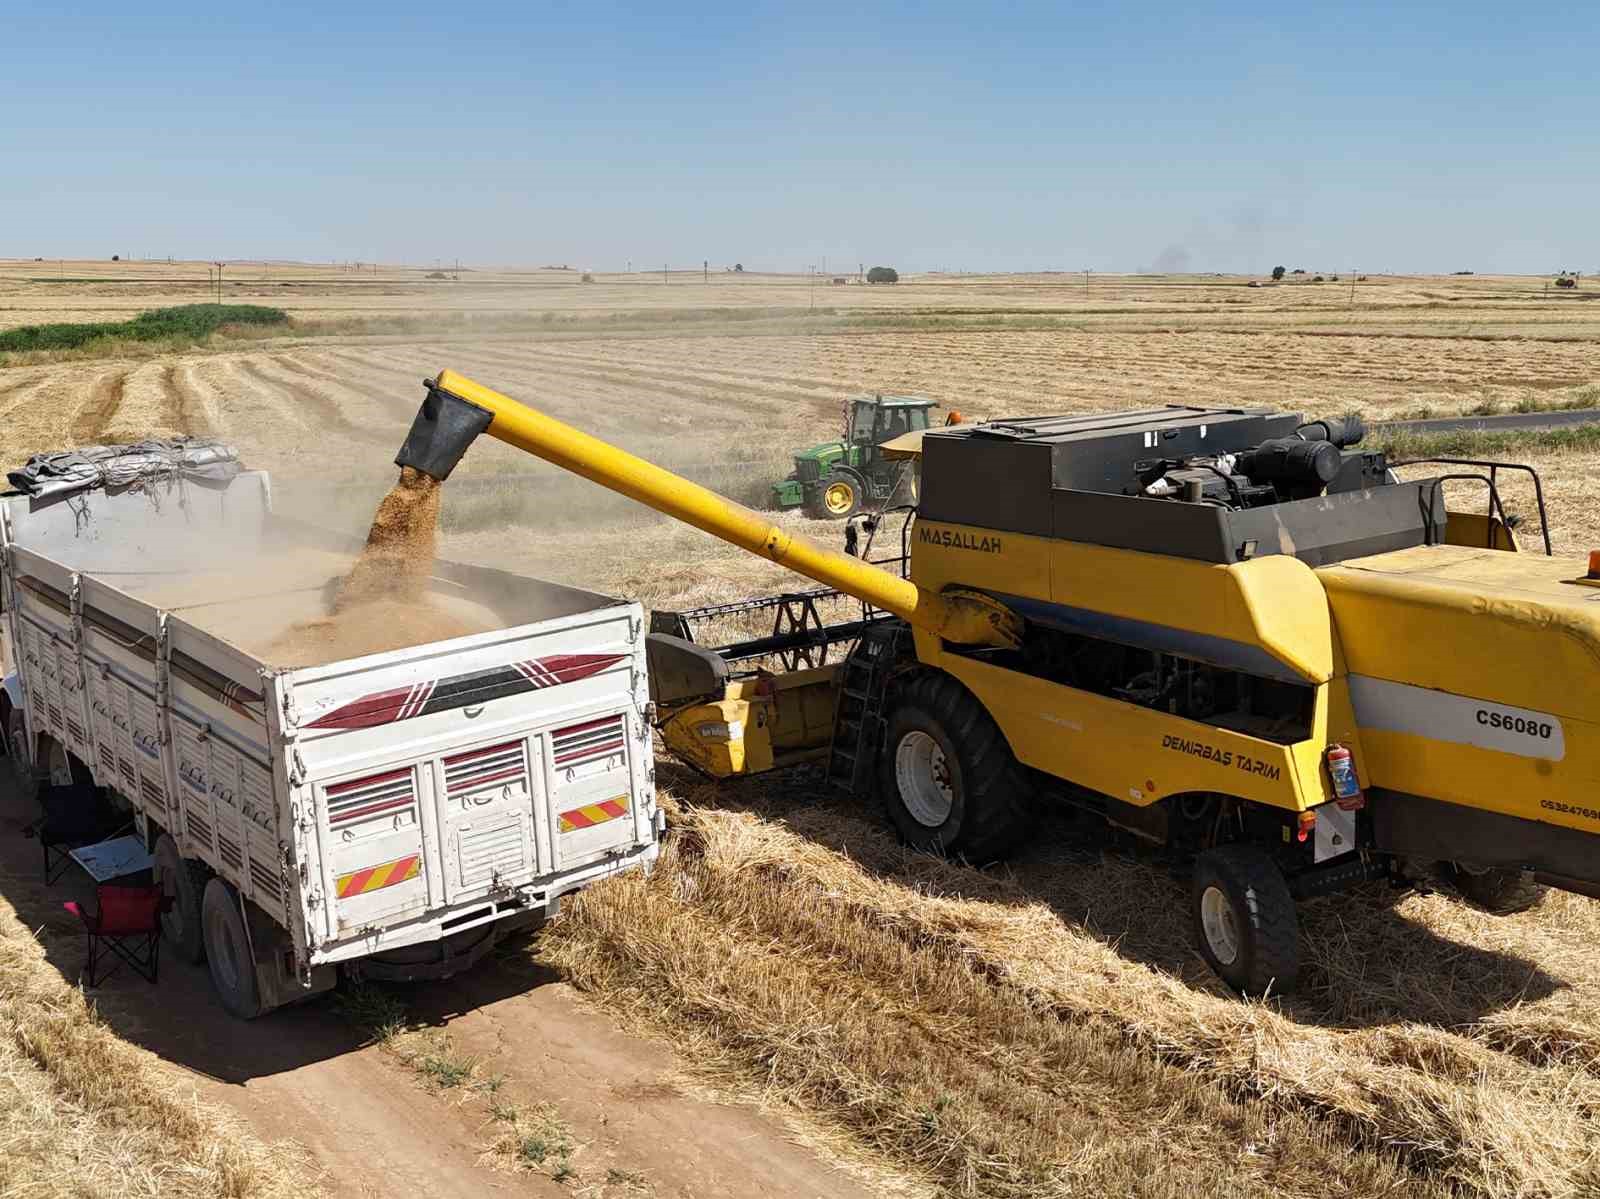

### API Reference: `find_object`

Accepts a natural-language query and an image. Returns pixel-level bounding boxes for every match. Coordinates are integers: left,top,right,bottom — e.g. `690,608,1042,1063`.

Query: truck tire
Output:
154,834,208,964
1192,845,1299,995
880,672,1032,861
809,472,863,519
202,879,264,1019
1446,864,1545,914
6,704,35,799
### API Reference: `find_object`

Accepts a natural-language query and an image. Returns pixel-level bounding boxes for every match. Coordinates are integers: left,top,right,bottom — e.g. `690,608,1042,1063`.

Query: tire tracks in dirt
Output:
68,369,129,443
165,362,215,437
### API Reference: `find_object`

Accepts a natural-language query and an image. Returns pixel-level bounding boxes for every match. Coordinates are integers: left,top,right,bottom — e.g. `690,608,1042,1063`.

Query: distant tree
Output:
733,263,744,272
581,272,595,283
867,265,900,284
1271,265,1286,281
1555,275,1578,289
1291,268,1306,275
111,254,119,262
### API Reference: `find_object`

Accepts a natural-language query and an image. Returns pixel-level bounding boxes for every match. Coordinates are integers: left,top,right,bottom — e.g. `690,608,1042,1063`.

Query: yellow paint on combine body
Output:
1318,544,1600,836
912,520,1334,683
909,517,1351,811
660,666,839,778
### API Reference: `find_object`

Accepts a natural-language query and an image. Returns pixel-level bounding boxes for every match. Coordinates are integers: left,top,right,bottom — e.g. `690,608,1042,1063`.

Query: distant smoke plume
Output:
1147,244,1191,273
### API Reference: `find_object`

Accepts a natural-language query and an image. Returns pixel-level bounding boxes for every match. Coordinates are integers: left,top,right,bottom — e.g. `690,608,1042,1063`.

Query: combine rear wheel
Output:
880,672,1032,861
1192,845,1299,995
1445,863,1545,914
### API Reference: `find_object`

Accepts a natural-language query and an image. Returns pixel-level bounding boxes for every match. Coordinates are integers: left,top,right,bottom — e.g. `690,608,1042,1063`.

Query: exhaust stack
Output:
396,370,1020,649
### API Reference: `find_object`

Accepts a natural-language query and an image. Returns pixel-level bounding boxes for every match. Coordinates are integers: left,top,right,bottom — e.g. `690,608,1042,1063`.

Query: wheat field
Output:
3,263,1600,1196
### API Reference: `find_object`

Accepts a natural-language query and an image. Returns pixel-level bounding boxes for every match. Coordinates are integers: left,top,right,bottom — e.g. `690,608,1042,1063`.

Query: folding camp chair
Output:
37,783,105,884
63,885,169,985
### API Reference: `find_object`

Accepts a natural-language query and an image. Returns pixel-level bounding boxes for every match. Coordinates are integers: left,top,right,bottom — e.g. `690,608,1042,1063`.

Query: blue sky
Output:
3,2,1595,273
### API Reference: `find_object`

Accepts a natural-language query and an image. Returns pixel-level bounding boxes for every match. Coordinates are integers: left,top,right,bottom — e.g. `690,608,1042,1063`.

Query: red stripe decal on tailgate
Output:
307,654,624,730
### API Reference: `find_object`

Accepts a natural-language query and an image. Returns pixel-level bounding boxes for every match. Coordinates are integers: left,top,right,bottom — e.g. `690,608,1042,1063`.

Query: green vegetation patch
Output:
0,303,289,353
1378,422,1600,461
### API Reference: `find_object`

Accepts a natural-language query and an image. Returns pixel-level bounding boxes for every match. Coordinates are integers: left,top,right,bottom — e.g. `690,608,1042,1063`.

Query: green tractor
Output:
772,394,939,518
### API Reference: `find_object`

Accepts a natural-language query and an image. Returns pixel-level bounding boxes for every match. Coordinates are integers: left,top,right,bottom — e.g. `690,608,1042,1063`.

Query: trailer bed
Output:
2,467,658,1012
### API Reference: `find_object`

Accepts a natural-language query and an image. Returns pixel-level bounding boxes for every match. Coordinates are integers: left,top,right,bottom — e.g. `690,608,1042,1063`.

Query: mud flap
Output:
243,898,336,1013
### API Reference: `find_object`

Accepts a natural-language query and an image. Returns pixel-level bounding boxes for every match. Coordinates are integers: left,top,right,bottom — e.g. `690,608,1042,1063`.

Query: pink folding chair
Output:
63,885,169,985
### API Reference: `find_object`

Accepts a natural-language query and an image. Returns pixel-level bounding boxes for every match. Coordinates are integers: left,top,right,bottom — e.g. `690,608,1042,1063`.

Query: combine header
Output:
397,370,1597,995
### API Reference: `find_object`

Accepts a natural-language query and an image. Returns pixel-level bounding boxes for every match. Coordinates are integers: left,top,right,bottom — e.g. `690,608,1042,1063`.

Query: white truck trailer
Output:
1,448,660,1017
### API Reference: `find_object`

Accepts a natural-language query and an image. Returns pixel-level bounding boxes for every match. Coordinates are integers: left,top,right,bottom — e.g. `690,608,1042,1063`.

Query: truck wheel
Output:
812,473,862,519
1192,845,1299,995
6,705,35,798
1445,864,1545,914
880,672,1032,861
154,834,208,964
202,879,264,1019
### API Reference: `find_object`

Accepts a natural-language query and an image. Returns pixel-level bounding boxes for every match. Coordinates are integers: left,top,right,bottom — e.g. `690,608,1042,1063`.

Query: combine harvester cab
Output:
1,444,659,1018
388,371,1598,999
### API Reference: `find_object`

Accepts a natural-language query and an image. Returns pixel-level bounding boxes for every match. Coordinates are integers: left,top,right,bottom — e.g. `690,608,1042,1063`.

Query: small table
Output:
69,835,154,883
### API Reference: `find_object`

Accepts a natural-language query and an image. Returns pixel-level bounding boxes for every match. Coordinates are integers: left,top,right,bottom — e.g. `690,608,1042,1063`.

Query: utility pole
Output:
213,262,224,304
703,259,708,283
663,263,668,285
1349,270,1357,308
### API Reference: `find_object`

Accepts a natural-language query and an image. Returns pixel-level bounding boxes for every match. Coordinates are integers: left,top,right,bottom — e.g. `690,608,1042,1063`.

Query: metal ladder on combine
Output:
825,621,907,795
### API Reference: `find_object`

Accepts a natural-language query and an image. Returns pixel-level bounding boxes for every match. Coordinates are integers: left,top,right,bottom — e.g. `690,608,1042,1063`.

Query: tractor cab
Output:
773,395,938,519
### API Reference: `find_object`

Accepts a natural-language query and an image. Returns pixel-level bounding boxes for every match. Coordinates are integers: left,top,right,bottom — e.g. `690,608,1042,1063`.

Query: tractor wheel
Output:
1445,863,1545,914
812,472,863,519
879,672,1033,861
154,834,209,964
1192,844,1299,995
202,879,265,1020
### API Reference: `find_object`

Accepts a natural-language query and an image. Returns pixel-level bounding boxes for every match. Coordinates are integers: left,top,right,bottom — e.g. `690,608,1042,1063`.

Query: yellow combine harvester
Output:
398,370,1599,994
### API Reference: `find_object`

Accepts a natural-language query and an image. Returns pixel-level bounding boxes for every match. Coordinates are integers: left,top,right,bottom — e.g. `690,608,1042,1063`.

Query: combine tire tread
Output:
1448,864,1545,914
882,671,1032,862
1192,844,1299,995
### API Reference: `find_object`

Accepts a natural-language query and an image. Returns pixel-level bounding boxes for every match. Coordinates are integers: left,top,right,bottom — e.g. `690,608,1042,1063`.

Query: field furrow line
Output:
68,368,129,443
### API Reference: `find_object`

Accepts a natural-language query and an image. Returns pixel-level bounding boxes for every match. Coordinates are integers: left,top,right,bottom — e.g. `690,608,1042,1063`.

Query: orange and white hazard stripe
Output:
336,853,421,899
558,795,629,833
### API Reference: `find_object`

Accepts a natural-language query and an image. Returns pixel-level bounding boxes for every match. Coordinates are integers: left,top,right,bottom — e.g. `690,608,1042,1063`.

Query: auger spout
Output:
395,369,1021,649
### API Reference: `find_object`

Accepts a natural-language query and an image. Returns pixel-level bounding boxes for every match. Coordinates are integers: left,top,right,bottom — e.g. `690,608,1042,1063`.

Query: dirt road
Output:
0,768,883,1199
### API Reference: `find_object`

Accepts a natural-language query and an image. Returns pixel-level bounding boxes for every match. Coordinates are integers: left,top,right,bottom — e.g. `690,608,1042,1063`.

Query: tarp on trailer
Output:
6,439,241,503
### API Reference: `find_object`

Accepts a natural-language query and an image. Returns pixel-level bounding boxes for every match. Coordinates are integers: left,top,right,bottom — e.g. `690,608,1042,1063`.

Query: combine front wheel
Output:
880,673,1032,861
1192,845,1299,995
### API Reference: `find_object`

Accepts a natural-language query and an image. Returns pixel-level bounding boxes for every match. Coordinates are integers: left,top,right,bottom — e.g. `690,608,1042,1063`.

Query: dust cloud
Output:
259,466,493,667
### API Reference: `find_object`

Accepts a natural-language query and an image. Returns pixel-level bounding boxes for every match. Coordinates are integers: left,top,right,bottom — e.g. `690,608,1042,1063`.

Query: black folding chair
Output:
63,885,169,985
37,783,104,884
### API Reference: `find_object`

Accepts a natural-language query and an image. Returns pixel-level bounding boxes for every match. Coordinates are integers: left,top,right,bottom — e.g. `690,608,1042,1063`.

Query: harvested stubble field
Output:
4,264,1600,1198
